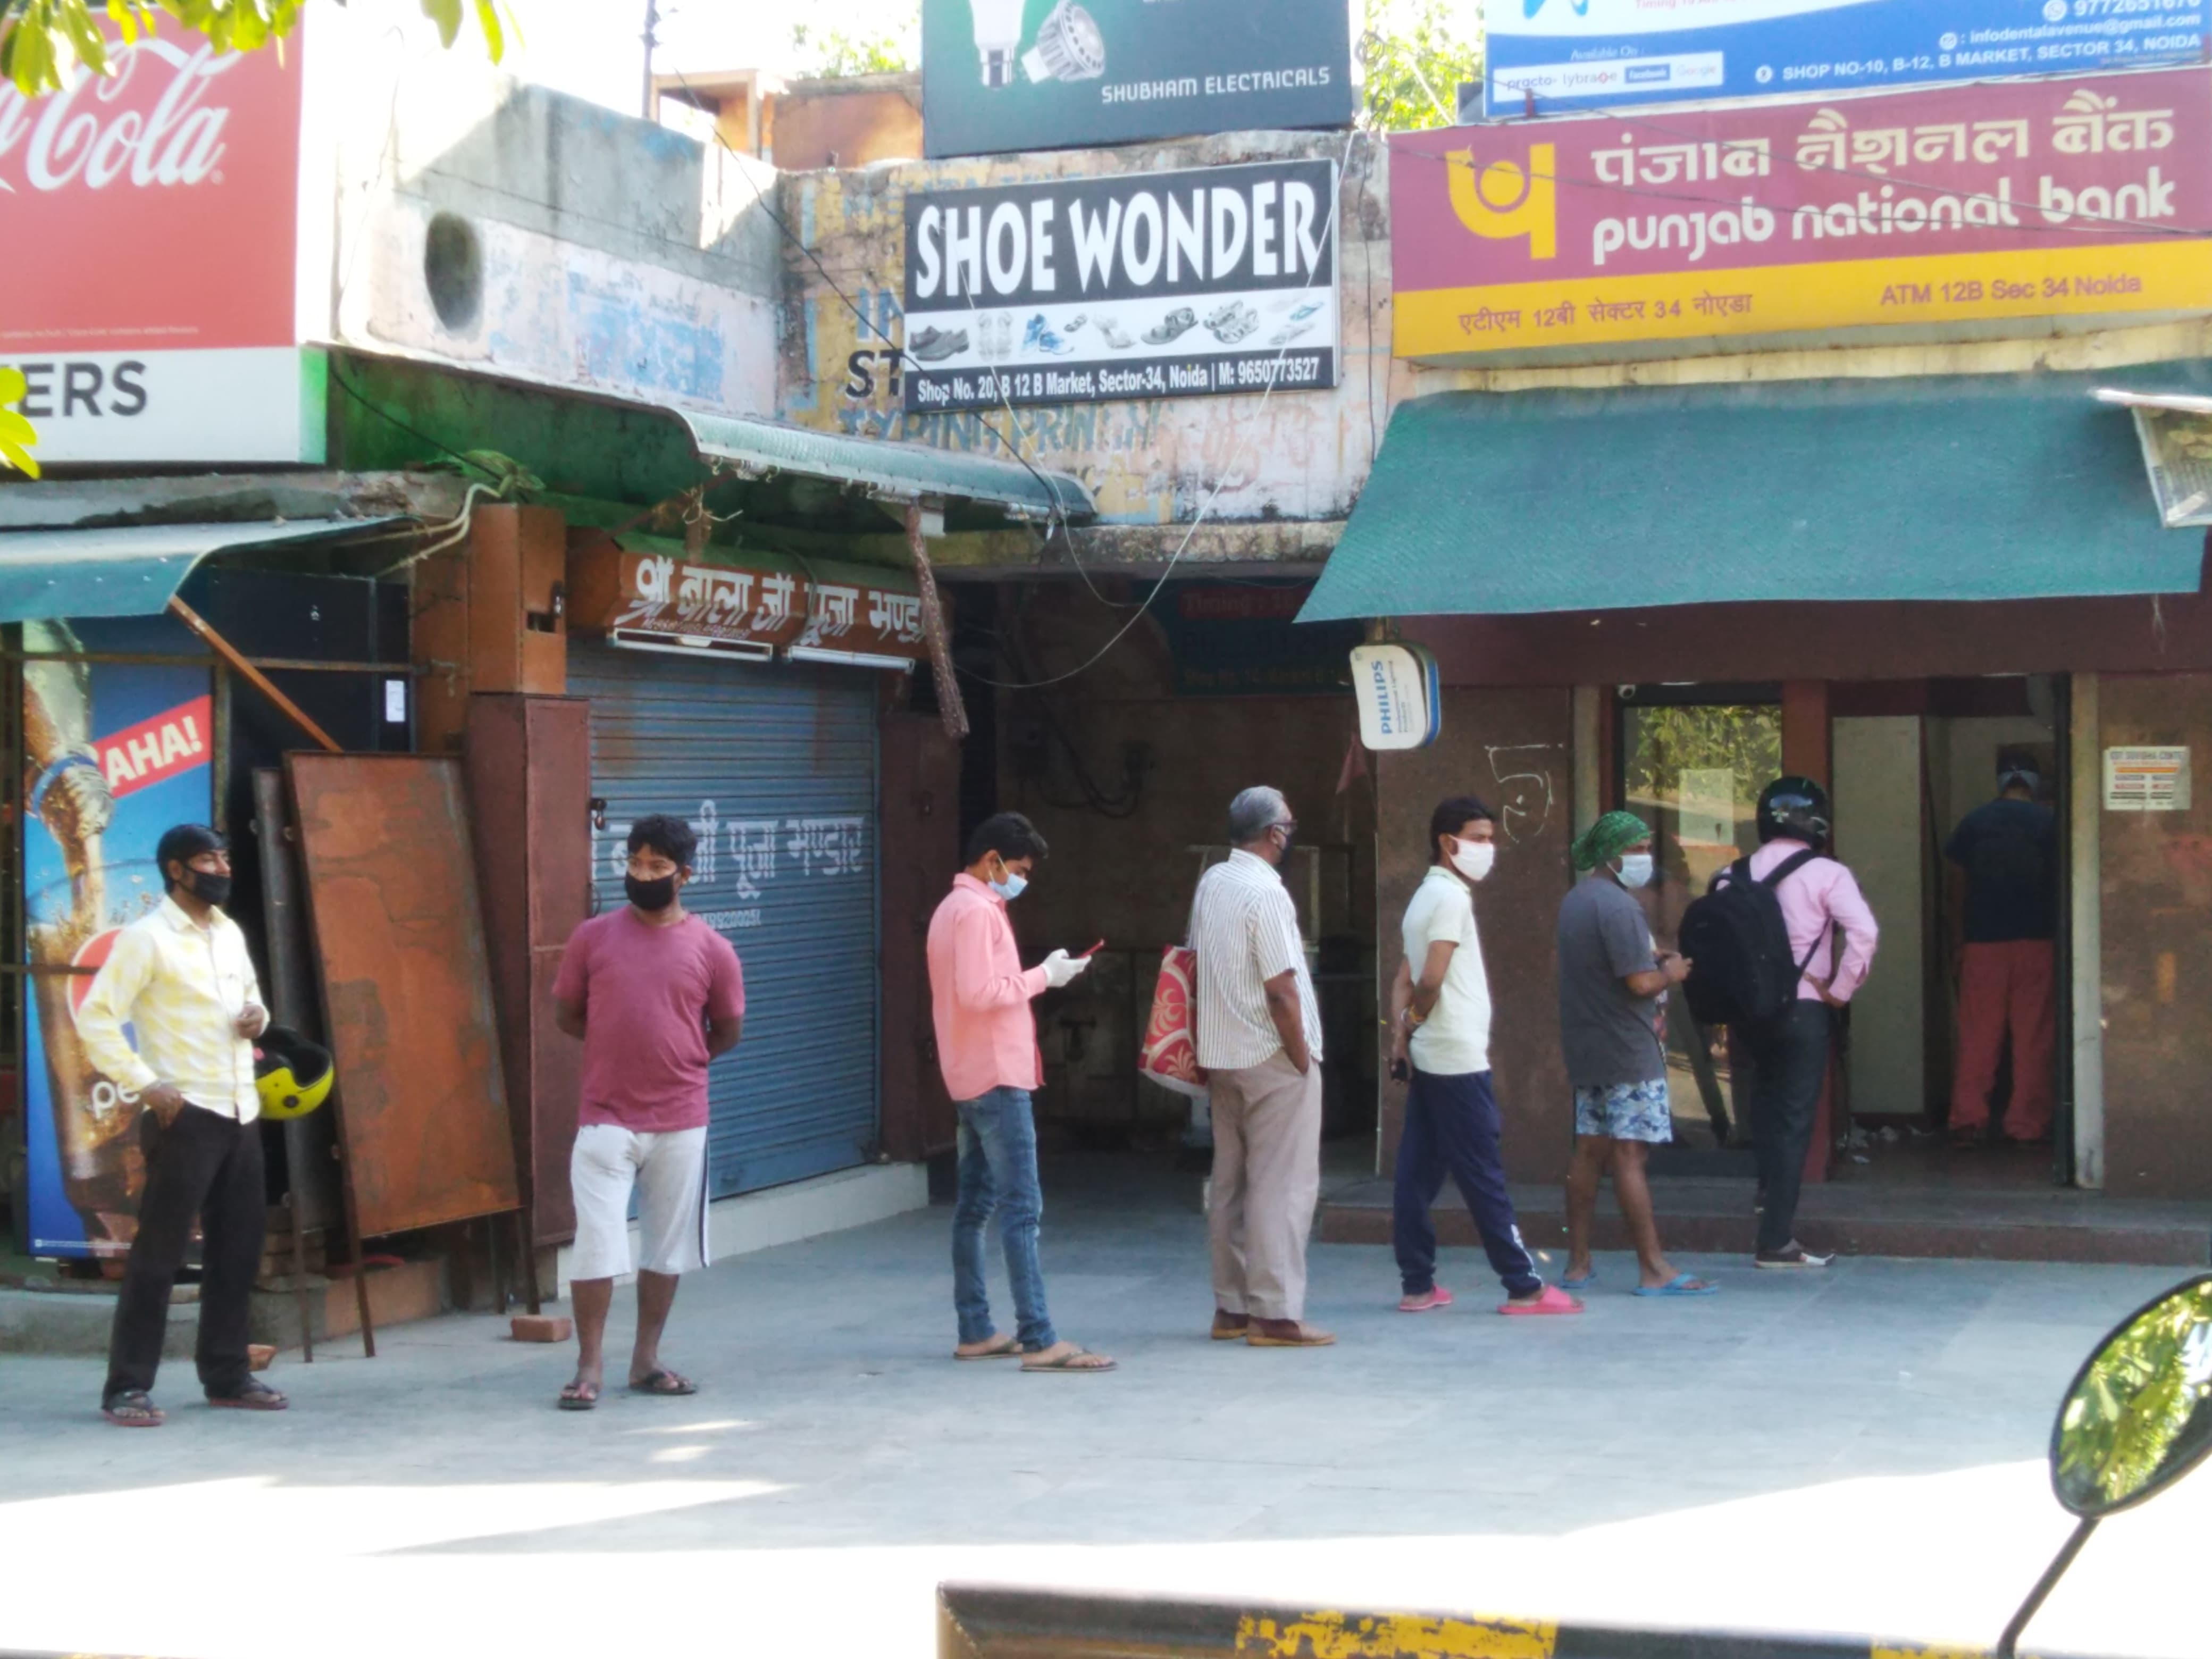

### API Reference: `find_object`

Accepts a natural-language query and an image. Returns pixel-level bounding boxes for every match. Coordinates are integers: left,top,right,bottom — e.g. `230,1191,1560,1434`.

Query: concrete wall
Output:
311,13,779,417
2096,673,2212,1199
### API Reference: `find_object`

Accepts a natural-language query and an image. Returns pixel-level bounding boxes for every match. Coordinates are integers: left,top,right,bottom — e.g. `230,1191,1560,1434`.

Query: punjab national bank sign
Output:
1391,68,2212,363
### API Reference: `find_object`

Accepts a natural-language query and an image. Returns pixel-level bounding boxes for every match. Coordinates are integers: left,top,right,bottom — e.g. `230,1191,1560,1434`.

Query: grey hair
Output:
1227,785,1290,844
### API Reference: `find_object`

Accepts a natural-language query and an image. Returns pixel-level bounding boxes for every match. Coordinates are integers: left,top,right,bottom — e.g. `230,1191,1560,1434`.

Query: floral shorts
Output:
1573,1078,1674,1144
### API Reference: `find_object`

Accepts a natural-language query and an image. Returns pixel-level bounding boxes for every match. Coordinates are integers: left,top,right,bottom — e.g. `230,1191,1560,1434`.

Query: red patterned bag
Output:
1141,943,1209,1100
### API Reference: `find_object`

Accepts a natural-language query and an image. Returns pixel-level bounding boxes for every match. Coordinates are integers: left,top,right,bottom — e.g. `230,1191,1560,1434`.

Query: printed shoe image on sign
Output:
1143,307,1197,344
1205,302,1260,344
908,326,969,363
1095,318,1135,348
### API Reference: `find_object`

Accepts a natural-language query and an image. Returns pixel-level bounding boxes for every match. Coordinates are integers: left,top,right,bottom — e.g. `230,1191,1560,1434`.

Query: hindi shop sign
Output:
1485,0,2207,116
901,158,1339,414
1392,69,2212,364
570,547,928,665
920,0,1352,160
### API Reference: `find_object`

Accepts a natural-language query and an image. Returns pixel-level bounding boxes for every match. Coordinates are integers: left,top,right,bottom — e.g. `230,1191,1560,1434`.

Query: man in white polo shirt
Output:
76,823,282,1427
1191,785,1331,1348
1387,796,1580,1317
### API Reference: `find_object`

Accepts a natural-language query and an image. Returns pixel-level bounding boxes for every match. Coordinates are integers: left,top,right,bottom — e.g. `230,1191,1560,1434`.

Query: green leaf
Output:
420,0,462,49
473,0,502,62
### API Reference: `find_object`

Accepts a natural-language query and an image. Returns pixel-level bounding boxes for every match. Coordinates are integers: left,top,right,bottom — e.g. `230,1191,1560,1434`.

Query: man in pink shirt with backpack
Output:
926,812,1115,1374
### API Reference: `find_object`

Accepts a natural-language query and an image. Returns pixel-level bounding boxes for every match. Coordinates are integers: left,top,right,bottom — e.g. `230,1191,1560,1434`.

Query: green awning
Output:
682,411,1095,522
1300,367,2210,622
0,520,401,623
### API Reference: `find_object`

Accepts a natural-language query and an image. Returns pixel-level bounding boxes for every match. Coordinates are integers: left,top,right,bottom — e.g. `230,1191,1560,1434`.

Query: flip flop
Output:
102,1389,164,1428
954,1335,1023,1361
1634,1273,1720,1298
1499,1285,1584,1316
207,1380,288,1411
1021,1345,1117,1373
1561,1269,1598,1291
629,1368,698,1396
557,1381,599,1411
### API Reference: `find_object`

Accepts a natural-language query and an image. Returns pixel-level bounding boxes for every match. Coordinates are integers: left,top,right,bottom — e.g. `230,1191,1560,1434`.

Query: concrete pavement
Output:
0,1152,2203,1658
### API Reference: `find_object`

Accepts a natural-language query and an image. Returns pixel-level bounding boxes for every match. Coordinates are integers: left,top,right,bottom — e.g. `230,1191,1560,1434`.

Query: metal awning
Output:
680,411,1095,521
1300,367,2211,623
0,520,404,623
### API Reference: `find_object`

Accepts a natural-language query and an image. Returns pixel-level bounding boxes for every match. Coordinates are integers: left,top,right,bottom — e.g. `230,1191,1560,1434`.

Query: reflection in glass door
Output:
1620,692,1783,1156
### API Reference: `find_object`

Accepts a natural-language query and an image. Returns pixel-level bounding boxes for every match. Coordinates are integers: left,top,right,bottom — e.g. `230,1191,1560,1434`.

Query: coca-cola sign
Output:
0,24,303,353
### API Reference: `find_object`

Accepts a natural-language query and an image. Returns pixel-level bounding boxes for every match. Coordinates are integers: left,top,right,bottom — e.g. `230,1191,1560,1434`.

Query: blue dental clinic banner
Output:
22,646,214,1258
1486,0,2208,115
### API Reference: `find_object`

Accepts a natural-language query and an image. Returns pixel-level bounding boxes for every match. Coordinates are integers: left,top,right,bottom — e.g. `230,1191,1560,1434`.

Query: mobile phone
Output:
1078,939,1107,958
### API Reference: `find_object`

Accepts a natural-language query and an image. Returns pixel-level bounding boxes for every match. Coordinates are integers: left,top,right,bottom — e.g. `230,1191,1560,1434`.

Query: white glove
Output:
1042,949,1091,990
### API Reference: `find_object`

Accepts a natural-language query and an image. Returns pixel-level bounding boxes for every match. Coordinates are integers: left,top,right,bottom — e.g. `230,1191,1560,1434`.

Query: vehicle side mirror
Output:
2052,1274,2212,1516
1999,1273,2212,1658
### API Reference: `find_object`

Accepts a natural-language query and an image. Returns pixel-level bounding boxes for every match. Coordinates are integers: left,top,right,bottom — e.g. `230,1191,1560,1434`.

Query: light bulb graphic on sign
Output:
970,0,1027,86
970,0,1105,86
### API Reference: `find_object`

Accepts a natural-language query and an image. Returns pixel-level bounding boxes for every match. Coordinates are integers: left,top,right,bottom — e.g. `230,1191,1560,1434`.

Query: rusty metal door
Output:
288,753,520,1236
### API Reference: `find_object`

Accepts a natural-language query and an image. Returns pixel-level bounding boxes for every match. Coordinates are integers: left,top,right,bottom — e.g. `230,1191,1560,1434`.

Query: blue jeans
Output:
952,1087,1057,1350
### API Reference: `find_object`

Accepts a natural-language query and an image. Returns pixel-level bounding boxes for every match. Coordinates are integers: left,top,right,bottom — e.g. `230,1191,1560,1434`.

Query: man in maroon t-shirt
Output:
552,814,745,1410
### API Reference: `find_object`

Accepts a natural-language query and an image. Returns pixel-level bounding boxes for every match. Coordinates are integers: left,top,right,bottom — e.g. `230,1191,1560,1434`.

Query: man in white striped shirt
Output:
75,824,284,1426
1191,786,1331,1348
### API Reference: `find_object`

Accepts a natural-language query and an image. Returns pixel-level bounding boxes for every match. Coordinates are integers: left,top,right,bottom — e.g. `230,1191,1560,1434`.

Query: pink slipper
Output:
1397,1285,1453,1313
1498,1284,1583,1316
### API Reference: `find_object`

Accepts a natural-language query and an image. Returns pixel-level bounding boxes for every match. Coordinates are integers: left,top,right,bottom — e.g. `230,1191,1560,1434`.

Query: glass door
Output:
1619,689,1783,1162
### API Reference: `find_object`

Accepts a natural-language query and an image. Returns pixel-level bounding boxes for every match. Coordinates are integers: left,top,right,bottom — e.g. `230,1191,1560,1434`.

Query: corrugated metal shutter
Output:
568,641,879,1200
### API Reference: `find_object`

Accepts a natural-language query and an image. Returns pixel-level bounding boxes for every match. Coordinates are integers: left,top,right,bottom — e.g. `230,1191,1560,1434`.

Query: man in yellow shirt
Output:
74,824,283,1427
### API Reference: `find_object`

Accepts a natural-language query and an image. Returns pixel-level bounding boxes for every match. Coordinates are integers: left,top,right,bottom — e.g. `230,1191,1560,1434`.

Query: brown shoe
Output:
1246,1318,1335,1347
1210,1310,1251,1341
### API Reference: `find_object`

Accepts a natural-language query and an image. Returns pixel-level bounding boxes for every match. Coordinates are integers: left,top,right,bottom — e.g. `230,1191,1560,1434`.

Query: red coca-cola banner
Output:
0,26,304,353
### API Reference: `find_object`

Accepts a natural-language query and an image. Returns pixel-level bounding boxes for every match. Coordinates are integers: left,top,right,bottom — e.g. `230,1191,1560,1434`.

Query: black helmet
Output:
1757,776,1832,851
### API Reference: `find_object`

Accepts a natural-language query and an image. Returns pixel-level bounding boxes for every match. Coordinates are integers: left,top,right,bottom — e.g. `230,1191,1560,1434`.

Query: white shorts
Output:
568,1123,710,1281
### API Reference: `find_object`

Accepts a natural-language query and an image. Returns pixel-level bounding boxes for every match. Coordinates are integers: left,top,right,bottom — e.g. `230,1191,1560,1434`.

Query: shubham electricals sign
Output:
901,158,1340,413
920,0,1352,160
1486,0,2208,116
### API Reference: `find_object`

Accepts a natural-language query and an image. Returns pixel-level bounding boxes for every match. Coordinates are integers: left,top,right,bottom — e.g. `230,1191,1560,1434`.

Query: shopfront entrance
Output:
1617,676,2071,1191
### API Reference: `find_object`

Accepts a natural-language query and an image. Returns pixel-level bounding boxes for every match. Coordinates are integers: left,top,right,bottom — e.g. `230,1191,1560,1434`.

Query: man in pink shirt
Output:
1738,776,1879,1269
926,812,1115,1373
552,814,745,1410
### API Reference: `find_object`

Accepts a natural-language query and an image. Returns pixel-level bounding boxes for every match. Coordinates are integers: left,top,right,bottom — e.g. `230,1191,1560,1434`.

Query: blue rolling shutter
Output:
568,641,879,1199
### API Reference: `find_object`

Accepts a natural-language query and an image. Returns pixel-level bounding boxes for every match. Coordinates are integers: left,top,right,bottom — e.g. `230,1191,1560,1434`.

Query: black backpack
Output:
1678,847,1822,1027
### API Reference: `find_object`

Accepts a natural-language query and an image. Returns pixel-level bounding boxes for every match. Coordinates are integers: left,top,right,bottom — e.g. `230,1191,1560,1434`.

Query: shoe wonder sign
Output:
900,158,1339,413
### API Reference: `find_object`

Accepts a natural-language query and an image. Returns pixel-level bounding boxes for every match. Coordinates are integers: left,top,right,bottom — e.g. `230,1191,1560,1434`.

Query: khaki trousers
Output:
1207,1052,1322,1322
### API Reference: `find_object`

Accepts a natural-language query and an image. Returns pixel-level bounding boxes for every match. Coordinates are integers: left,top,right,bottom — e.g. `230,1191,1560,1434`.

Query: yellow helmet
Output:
254,1025,334,1121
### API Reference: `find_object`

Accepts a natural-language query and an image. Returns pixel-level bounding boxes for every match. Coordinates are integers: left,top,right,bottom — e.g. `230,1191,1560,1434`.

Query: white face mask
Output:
1614,852,1655,890
1450,839,1495,883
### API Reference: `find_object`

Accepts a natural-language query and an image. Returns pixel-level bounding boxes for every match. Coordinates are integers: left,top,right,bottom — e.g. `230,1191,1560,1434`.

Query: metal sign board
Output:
1485,0,2209,116
901,158,1339,414
1351,642,1440,751
921,0,1352,159
288,753,520,1237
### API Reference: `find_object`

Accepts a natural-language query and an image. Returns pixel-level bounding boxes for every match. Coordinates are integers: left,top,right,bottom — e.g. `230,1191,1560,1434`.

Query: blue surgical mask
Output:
990,872,1027,902
1615,852,1654,890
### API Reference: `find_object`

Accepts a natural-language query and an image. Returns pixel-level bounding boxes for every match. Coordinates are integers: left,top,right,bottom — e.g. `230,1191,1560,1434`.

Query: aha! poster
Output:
22,632,213,1258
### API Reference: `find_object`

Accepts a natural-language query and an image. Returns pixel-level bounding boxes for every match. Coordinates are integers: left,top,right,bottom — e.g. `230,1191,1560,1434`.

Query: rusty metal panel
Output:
288,753,519,1236
464,693,589,1245
877,709,959,1162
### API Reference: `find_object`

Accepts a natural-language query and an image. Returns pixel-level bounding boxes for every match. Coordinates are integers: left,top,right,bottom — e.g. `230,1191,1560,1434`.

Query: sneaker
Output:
1755,1243,1834,1269
1397,1285,1453,1313
1034,324,1074,355
909,328,968,363
1021,313,1048,352
1143,306,1197,344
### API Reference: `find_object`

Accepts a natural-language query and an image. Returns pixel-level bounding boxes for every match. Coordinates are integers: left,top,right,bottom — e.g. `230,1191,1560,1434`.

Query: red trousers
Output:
1951,940,2056,1140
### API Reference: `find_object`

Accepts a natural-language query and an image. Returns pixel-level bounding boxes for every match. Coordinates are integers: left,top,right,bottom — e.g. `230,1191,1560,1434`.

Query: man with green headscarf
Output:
1555,811,1715,1297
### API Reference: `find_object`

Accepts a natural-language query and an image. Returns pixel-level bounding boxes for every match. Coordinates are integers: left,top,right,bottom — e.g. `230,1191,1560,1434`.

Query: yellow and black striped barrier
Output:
937,1582,2082,1659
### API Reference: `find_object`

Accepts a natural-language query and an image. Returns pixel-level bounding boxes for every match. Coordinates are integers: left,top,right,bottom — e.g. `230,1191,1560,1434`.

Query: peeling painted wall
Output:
312,20,780,418
774,130,1393,543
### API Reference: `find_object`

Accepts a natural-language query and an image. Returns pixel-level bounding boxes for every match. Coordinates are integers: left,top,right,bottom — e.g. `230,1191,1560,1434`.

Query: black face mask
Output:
184,870,232,908
625,873,678,912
